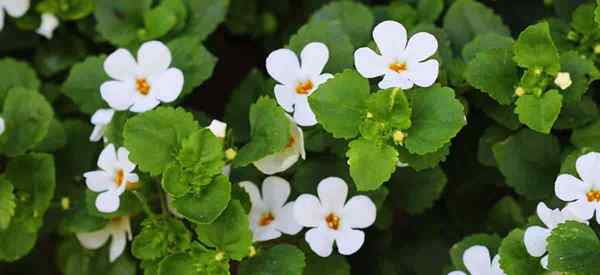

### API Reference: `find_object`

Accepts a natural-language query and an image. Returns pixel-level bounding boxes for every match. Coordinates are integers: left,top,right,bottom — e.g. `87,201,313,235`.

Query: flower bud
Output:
554,72,572,90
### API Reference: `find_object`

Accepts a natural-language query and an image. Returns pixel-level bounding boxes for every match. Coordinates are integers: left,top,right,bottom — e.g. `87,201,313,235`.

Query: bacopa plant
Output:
2,0,600,274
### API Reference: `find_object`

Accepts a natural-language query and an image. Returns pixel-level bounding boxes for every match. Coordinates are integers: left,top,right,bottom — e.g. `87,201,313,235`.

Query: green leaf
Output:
62,202,107,233
405,85,466,155
513,22,561,74
309,1,374,46
85,191,141,219
304,253,349,275
571,119,600,149
465,48,519,105
238,244,305,275
233,97,290,167
195,200,252,260
485,197,526,234
142,4,178,40
559,51,599,103
158,250,229,275
177,128,224,173
58,238,138,275
572,3,598,36
0,178,16,230
390,167,447,214
417,0,444,23
123,107,198,175
62,56,109,115
514,90,563,134
397,143,450,171
132,216,191,261
547,222,600,273
34,118,67,152
492,129,561,199
168,36,217,96
289,20,354,73
554,96,599,130
94,0,152,46
462,33,514,62
366,88,412,130
309,70,370,139
346,138,398,191
498,229,546,275
0,87,54,156
450,234,502,271
443,0,510,52
173,175,231,224
36,0,95,20
477,125,512,167
179,0,229,41
0,58,40,103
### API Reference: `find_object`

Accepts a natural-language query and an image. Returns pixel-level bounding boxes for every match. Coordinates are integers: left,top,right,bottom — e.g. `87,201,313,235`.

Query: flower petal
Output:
98,144,117,171
36,13,59,39
523,226,550,257
0,117,4,135
0,10,4,31
335,229,365,256
253,226,282,242
91,109,115,125
239,181,262,205
262,176,291,209
536,202,557,229
555,174,588,202
253,149,300,175
4,0,30,17
100,80,135,111
76,228,110,250
126,173,139,184
129,96,160,113
463,245,491,275
117,147,136,172
491,255,505,275
84,171,112,192
447,272,468,275
96,190,121,213
405,32,438,62
109,230,127,262
293,96,317,126
540,255,549,270
274,202,303,235
208,120,227,138
137,41,172,77
354,47,387,78
266,48,301,85
565,199,596,221
293,124,306,160
305,227,335,257
294,194,324,227
576,152,600,185
406,59,439,87
378,72,413,90
341,195,376,229
300,42,329,77
314,73,334,86
274,84,295,113
317,177,348,213
373,20,407,57
104,49,137,81
90,125,105,142
153,68,184,103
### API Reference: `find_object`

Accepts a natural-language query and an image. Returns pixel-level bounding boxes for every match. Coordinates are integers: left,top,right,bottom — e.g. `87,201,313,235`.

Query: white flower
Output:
36,13,59,39
89,108,115,142
0,117,4,135
448,246,506,275
523,202,586,269
100,41,184,113
554,72,572,90
293,177,376,257
354,20,439,90
76,216,132,262
253,115,305,175
266,42,333,126
555,152,600,223
0,0,29,31
208,119,227,138
83,144,139,213
239,176,302,241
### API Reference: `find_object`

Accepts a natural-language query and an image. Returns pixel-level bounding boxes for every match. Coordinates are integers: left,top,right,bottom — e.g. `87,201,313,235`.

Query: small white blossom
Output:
555,152,600,223
208,119,227,139
36,13,59,39
294,177,376,257
523,202,586,269
0,117,4,136
89,108,115,142
354,20,439,90
83,144,139,213
239,177,302,241
266,42,333,126
448,246,506,275
554,72,572,90
76,216,132,262
100,41,184,113
253,115,305,175
0,0,30,31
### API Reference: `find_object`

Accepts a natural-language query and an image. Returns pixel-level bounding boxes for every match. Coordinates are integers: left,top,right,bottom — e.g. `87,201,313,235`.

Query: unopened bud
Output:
215,251,225,261
594,44,600,54
61,197,70,210
554,72,572,90
249,246,257,257
366,112,373,119
515,87,525,97
392,130,406,144
225,148,237,161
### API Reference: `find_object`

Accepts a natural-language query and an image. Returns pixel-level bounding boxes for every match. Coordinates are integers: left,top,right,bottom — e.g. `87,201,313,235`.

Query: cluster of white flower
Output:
0,0,59,39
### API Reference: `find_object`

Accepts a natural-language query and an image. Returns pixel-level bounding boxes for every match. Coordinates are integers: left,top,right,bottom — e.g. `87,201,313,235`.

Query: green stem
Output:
132,190,156,218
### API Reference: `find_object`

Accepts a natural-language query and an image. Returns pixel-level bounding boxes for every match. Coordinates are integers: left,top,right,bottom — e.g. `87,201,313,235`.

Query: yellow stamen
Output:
389,62,407,73
136,78,151,95
295,80,314,95
586,191,600,202
259,212,275,226
325,213,341,230
115,169,125,186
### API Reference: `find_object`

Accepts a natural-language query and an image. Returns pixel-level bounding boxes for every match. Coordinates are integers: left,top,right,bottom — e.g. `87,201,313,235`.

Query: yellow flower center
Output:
285,135,296,149
586,191,600,202
136,78,151,95
325,213,341,230
295,80,314,95
115,169,125,186
389,62,407,73
259,212,275,226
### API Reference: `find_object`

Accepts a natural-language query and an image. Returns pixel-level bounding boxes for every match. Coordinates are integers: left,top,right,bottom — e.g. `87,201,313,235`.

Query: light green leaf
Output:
309,1,374,46
158,250,229,275
547,221,600,273
0,58,40,104
514,89,563,134
498,229,546,275
304,253,349,275
36,0,95,20
94,0,152,46
513,22,561,74
177,128,224,174
168,36,217,96
142,4,178,40
390,167,447,214
571,119,600,149
417,0,444,23
346,138,398,191
173,175,231,224
465,48,519,105
450,234,502,271
238,244,305,275
62,56,109,115
572,3,598,36
179,0,229,41
34,118,67,152
0,178,15,230
366,88,412,130
462,33,514,62
132,216,191,261
397,143,450,171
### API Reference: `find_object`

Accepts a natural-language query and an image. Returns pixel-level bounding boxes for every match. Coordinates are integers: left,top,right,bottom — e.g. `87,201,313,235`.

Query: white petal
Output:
222,164,231,177
293,96,317,126
117,147,135,172
0,117,4,136
104,49,137,81
354,47,387,78
523,226,550,257
262,176,291,209
91,109,115,125
137,41,172,77
129,96,160,113
491,255,506,275
300,42,329,77
565,199,596,221
406,59,439,87
97,144,117,171
0,10,4,31
76,228,110,250
3,0,30,17
207,120,227,138
126,173,139,184
100,81,135,111
96,190,121,213
447,272,468,275
90,125,105,142
253,150,299,175
239,181,262,205
463,245,491,275
294,194,325,227
317,177,348,213
335,229,365,256
555,174,588,202
576,152,600,184
153,68,183,103
373,20,407,57
253,226,282,242
273,202,303,235
274,84,295,113
540,255,549,270
536,202,556,228
342,195,376,229
293,124,306,160
84,171,112,192
405,32,438,62
36,13,59,39
313,73,334,87
378,72,413,90
266,48,301,85
109,230,127,262
305,227,335,257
